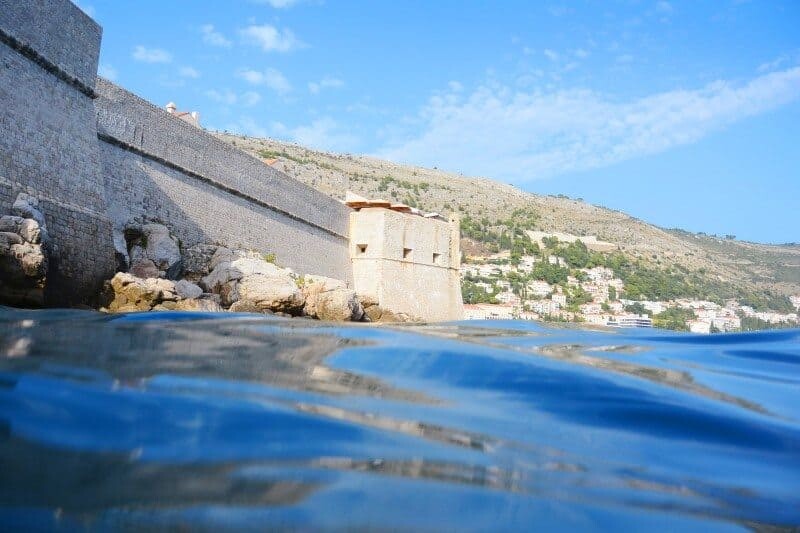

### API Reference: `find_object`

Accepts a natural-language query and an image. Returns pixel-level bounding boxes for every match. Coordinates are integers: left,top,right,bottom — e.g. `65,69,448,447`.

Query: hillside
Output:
215,133,800,303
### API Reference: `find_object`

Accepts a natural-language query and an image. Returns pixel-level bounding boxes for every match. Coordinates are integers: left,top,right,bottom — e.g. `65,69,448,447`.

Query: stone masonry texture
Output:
0,0,352,305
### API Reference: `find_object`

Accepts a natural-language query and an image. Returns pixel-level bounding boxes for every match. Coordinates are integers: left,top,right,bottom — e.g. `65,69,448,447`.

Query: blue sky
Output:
80,1,799,244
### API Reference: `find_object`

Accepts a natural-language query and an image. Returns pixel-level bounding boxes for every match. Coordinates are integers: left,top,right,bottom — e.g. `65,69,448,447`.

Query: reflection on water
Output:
1,309,799,531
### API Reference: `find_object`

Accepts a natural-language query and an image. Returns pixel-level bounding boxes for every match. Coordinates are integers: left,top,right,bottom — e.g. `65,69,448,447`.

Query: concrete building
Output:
608,314,653,328
349,207,463,321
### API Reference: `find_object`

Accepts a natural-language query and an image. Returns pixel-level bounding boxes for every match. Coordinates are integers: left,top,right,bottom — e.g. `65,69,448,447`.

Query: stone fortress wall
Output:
0,0,116,305
0,0,351,305
95,79,352,284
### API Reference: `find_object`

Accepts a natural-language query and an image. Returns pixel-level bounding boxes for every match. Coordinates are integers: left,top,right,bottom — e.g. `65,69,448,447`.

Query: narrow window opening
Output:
403,247,413,259
357,244,367,255
432,253,442,265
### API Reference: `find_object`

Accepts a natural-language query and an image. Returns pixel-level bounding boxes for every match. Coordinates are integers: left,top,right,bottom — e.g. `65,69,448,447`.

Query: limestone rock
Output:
130,259,159,279
202,252,304,314
18,219,42,244
0,215,23,234
104,273,178,312
175,279,203,300
236,273,305,314
229,300,272,314
182,244,219,279
142,224,182,279
302,278,364,321
11,194,46,229
174,298,223,312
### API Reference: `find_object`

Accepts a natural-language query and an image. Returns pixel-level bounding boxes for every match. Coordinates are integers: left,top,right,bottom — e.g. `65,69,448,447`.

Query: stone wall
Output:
95,80,352,282
0,0,116,305
350,208,463,321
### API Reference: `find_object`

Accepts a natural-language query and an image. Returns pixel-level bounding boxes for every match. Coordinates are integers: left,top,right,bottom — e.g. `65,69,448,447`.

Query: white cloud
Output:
240,24,303,52
378,67,800,183
543,49,559,62
448,81,464,93
201,24,232,48
179,66,200,79
237,68,292,94
574,48,589,59
132,45,172,64
242,91,262,107
205,89,239,105
757,55,788,73
98,63,117,81
308,76,344,94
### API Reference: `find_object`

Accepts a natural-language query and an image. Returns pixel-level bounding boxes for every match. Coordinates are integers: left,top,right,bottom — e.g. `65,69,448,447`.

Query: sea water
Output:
0,308,798,531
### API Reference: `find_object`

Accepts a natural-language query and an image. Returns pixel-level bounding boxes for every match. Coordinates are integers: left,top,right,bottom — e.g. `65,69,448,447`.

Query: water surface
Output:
1,309,798,531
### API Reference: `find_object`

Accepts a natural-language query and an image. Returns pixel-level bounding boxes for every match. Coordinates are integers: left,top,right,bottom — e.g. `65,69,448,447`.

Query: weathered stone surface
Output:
236,274,305,314
11,195,47,230
363,303,383,322
130,259,159,279
18,219,42,244
0,216,24,234
104,273,179,312
174,298,223,312
0,232,23,247
182,244,219,278
175,280,203,300
202,252,305,314
228,300,272,314
0,202,49,307
142,224,182,279
302,277,363,321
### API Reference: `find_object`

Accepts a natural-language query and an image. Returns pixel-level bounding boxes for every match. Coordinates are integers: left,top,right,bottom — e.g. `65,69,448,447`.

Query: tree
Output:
608,286,617,301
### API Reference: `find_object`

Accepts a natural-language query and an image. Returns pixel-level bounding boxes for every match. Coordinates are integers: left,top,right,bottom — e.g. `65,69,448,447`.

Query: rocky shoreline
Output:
0,194,409,323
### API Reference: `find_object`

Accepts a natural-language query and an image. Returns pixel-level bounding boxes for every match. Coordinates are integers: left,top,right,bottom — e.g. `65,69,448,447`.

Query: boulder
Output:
0,215,23,234
302,277,364,321
175,279,203,300
11,194,47,229
17,219,41,244
142,224,182,279
202,253,305,314
105,273,178,312
0,232,23,247
174,298,223,312
182,244,219,279
130,259,160,279
236,273,305,314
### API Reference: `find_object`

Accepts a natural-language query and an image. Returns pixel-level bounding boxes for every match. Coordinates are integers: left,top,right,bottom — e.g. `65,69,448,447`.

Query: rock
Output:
0,232,23,247
302,277,363,321
104,273,178,312
174,298,223,312
142,224,182,279
363,303,383,322
316,289,364,321
130,259,159,279
228,300,271,314
18,219,41,244
11,194,46,229
12,243,47,278
236,273,305,314
0,215,23,234
175,280,203,300
201,251,305,314
182,244,219,278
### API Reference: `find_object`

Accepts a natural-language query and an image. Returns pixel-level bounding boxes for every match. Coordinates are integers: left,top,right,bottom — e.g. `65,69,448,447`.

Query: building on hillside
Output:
527,280,552,297
584,266,614,281
607,314,653,328
463,303,515,320
165,102,201,127
552,292,567,307
689,320,711,334
349,200,463,321
791,295,800,310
